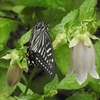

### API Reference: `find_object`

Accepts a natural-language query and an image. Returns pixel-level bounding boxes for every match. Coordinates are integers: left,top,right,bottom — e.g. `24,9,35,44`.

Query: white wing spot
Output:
38,59,41,62
48,71,50,73
47,60,48,63
28,60,30,64
47,48,51,53
36,57,41,63
49,65,52,68
50,72,52,75
38,48,41,53
48,53,52,57
44,57,47,61
32,61,34,64
48,63,50,65
40,62,43,65
51,59,54,62
36,57,38,60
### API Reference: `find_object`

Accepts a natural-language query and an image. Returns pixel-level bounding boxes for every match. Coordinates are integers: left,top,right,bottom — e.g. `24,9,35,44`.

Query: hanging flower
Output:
1,49,28,86
67,39,99,84
7,64,23,86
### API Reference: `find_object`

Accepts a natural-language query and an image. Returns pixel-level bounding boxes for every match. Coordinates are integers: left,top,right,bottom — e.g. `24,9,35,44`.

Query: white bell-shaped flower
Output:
67,40,99,84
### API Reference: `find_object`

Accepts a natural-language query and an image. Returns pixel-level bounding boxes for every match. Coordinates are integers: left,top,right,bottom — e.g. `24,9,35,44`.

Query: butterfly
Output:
26,21,55,76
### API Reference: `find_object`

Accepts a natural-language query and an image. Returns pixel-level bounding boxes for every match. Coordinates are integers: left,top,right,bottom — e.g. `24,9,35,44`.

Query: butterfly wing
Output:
35,30,55,75
29,22,44,52
29,21,55,76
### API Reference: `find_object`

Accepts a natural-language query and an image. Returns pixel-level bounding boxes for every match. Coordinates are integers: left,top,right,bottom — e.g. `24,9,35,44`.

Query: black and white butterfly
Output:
26,21,55,76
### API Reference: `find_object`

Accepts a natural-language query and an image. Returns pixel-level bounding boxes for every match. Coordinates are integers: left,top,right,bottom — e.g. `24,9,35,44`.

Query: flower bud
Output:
7,65,23,86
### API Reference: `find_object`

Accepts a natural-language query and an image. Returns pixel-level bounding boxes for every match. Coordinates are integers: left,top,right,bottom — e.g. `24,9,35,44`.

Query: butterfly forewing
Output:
27,21,55,76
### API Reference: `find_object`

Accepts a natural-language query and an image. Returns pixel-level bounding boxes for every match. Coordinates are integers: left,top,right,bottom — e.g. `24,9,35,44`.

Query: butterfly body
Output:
26,21,55,76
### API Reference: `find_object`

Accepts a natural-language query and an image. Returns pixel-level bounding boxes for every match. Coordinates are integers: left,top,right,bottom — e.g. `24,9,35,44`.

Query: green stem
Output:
24,66,37,95
22,75,27,86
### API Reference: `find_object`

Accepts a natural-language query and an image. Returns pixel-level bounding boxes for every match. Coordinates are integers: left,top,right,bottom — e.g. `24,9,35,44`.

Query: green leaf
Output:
79,0,97,21
66,93,94,100
0,94,16,100
53,33,67,49
12,5,25,14
89,77,100,92
19,29,31,46
97,20,100,27
94,41,100,75
17,82,33,94
54,45,70,75
16,0,64,9
0,68,15,96
51,9,78,38
16,82,44,100
44,75,58,97
15,94,44,100
0,18,17,51
0,59,10,69
18,57,28,72
2,48,28,72
1,50,19,66
0,1,15,11
51,0,97,46
88,41,100,92
18,7,35,25
57,74,88,90
62,10,78,25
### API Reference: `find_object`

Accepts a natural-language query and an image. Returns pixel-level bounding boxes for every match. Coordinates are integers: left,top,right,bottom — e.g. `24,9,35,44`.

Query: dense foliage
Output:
0,0,100,100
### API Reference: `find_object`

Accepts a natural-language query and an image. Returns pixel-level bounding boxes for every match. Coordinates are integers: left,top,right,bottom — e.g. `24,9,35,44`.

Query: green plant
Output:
0,0,100,100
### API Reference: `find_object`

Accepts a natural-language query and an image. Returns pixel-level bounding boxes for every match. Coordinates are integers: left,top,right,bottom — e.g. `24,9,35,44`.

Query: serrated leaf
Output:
62,10,78,25
57,74,88,90
51,9,78,38
44,75,58,97
79,0,97,21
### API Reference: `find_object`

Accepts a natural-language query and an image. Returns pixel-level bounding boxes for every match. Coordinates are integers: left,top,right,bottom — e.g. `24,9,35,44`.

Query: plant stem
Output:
24,66,37,95
22,75,27,86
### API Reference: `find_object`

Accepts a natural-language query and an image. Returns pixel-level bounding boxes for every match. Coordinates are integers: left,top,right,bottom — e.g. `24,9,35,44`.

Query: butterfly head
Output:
35,21,49,31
